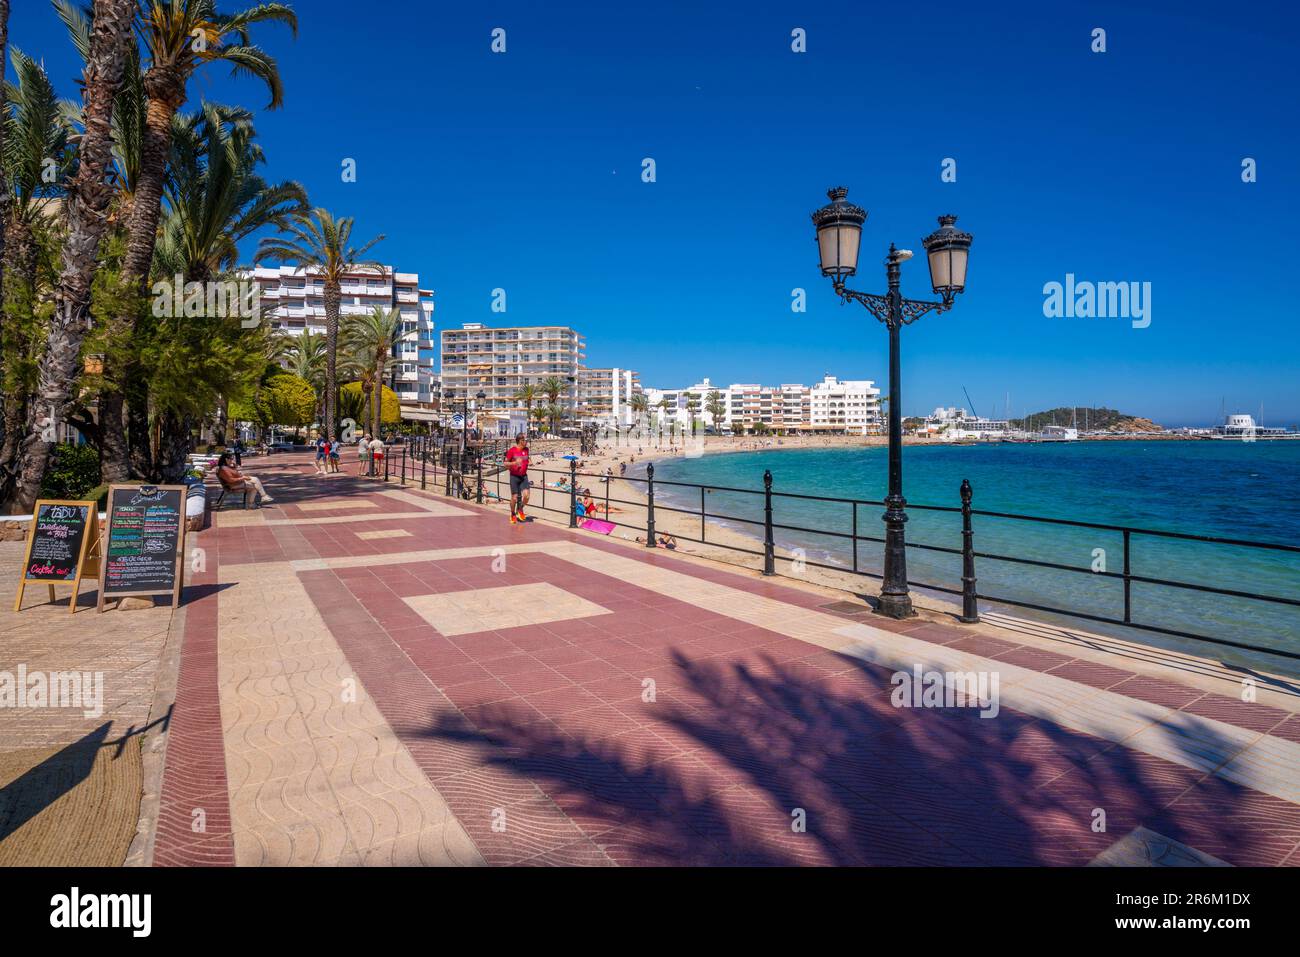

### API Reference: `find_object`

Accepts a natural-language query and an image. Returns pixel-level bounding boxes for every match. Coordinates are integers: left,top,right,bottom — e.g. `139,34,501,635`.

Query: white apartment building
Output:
642,376,878,434
578,367,642,427
808,375,882,435
252,265,437,404
644,379,729,431
440,322,586,421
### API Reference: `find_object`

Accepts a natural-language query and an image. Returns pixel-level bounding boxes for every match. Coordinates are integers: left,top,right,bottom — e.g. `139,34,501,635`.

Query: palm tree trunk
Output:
0,0,10,316
323,281,341,441
372,360,385,438
0,217,36,496
10,0,135,514
99,71,184,483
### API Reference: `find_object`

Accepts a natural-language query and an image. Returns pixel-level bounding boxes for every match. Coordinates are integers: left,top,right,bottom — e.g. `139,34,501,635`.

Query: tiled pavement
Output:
148,453,1300,867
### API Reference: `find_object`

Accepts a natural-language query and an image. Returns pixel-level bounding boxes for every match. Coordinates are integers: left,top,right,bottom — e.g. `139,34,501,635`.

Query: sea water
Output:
646,441,1300,659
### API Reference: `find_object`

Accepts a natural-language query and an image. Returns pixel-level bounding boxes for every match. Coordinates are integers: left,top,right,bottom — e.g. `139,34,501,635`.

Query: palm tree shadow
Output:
424,649,1260,866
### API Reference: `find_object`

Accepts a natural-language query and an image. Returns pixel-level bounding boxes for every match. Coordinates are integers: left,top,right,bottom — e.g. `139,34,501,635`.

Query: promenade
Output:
3,450,1300,866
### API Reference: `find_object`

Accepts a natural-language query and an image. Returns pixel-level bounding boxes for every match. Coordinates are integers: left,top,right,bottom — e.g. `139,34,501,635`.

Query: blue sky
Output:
9,0,1298,426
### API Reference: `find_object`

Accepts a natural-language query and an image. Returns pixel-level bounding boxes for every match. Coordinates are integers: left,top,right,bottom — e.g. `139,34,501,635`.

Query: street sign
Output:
14,500,101,614
98,484,187,611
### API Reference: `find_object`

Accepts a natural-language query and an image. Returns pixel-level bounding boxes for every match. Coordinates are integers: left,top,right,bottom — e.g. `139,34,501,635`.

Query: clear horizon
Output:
8,0,1298,427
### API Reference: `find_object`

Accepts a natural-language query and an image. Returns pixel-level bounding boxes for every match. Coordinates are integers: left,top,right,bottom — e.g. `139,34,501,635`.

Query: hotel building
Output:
439,322,586,420
643,375,880,435
577,367,642,426
251,265,437,404
808,375,882,435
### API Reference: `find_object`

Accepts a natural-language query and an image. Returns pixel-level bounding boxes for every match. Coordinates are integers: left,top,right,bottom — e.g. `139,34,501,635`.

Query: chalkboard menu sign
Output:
14,499,100,614
98,484,187,610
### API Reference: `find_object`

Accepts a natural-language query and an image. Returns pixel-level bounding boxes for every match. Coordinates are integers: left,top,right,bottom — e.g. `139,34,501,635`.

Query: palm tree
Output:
157,103,306,283
256,208,385,441
95,0,296,481
286,327,325,392
685,392,701,436
341,305,401,440
537,375,567,433
628,391,648,433
512,383,537,428
0,0,10,280
11,0,136,513
705,389,725,431
1,47,74,490
153,102,306,451
541,402,564,437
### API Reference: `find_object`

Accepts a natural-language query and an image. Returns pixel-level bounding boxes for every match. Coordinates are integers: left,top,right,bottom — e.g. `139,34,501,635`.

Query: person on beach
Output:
313,434,327,475
327,438,340,473
217,452,274,505
505,433,530,523
369,434,385,476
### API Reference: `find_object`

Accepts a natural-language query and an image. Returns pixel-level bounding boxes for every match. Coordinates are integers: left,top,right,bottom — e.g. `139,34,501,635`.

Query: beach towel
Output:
579,518,615,535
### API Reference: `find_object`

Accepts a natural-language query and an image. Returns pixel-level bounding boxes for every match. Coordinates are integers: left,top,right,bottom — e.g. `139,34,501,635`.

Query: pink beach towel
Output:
579,518,615,535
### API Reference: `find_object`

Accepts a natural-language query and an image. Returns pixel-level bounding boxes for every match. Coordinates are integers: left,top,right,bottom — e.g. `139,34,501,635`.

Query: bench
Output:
212,471,255,509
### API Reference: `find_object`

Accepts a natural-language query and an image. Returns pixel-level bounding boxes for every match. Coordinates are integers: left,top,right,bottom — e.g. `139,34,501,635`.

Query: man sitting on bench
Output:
217,452,274,506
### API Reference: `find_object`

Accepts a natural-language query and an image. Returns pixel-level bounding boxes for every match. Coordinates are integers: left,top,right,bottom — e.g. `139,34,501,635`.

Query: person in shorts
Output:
505,433,531,523
358,433,373,476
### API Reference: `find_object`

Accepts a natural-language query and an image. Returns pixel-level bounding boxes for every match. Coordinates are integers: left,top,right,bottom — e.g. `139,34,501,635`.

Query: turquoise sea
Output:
643,441,1300,661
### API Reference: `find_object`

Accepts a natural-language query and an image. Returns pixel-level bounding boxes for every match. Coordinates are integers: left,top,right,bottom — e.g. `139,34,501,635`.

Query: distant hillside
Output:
1009,407,1162,433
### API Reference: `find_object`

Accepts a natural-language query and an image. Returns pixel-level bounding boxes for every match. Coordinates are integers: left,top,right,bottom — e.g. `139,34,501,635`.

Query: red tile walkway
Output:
153,453,1300,866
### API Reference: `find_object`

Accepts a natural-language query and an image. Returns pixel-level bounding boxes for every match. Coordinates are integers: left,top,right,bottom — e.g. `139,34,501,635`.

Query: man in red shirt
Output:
504,433,531,523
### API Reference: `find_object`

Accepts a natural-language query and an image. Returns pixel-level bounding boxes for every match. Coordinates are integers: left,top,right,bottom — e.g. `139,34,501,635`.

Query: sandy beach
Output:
483,434,936,613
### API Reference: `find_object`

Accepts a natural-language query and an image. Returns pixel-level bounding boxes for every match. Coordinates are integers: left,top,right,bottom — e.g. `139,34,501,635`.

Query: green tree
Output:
512,383,537,424
685,392,701,436
262,372,314,430
11,0,136,513
1,47,72,496
97,0,297,483
152,103,307,454
341,381,398,429
705,389,725,430
341,305,401,439
257,208,385,442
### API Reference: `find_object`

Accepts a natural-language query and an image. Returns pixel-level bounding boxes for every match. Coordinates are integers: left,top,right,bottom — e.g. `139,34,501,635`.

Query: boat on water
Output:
1211,413,1300,440
1039,425,1079,442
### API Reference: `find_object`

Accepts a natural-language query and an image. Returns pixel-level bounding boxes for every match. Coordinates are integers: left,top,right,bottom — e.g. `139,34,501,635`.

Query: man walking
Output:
505,433,531,524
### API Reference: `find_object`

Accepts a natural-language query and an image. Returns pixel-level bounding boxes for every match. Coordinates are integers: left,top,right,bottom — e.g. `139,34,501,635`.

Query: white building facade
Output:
251,265,437,405
578,367,642,427
807,376,882,435
641,375,880,434
440,322,586,422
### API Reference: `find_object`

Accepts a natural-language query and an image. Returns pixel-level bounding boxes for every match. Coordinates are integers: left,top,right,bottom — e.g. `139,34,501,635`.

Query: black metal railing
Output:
376,438,1300,662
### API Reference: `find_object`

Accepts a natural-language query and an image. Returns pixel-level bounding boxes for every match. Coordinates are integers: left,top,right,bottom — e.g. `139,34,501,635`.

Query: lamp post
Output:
810,187,972,618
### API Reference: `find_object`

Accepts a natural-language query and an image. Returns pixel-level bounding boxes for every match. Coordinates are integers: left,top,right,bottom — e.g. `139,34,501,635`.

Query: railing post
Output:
420,436,427,490
959,479,979,623
700,486,706,542
1122,529,1132,624
762,469,775,575
476,448,484,503
851,501,859,573
444,445,452,496
384,446,390,482
568,459,578,527
645,463,656,546
400,447,406,486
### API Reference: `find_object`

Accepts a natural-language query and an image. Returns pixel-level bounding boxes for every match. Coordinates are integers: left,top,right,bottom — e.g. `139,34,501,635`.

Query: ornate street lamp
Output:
811,187,973,618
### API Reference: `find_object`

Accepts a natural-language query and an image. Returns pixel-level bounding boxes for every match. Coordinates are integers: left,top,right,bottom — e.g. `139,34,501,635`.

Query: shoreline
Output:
508,437,1299,677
